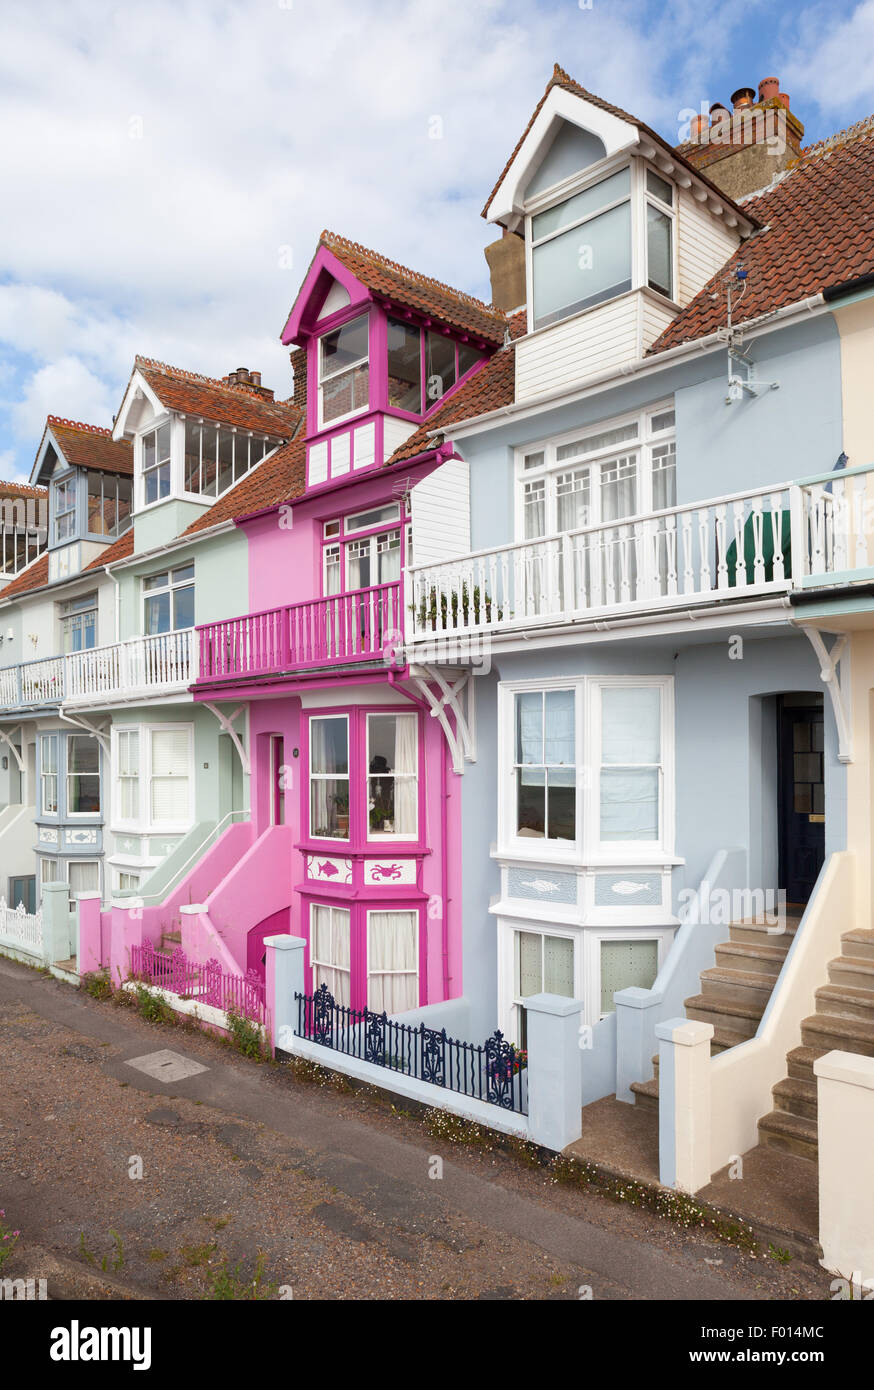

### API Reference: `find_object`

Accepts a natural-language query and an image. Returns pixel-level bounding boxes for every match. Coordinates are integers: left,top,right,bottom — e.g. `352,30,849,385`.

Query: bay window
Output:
116,729,140,821
513,928,575,1046
184,421,279,499
142,422,172,504
310,716,349,840
598,685,663,844
67,736,100,815
311,903,352,1005
386,316,485,414
87,470,132,538
367,910,419,1013
319,315,369,425
645,170,674,299
68,860,100,911
150,728,190,825
513,689,576,842
531,167,632,329
599,937,660,1017
367,714,418,838
40,734,58,815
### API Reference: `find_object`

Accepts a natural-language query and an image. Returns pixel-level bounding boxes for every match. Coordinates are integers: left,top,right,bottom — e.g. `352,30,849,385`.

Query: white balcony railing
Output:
64,629,198,705
407,465,874,642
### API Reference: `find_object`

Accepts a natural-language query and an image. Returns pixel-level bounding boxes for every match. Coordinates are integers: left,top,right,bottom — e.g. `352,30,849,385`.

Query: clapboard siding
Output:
640,294,677,353
410,457,470,568
677,191,740,306
516,293,640,401
383,415,417,461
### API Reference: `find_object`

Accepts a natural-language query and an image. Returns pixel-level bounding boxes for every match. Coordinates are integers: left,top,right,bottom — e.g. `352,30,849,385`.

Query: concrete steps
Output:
759,932,874,1161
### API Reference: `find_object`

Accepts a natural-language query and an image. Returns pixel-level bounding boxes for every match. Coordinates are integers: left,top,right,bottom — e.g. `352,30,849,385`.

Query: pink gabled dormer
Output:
280,231,506,492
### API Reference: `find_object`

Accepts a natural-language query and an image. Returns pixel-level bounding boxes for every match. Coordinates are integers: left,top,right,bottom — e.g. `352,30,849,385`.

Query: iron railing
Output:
294,983,527,1114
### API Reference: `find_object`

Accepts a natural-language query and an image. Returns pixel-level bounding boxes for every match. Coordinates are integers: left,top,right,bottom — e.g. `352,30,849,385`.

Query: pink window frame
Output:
319,504,410,599
303,896,426,1013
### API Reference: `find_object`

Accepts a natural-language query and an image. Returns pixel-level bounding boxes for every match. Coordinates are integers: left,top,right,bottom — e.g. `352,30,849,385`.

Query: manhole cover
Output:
125,1049,208,1082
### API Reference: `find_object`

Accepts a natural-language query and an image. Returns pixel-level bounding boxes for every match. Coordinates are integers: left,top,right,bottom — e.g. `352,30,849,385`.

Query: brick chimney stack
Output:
680,76,804,200
222,367,275,400
288,347,307,413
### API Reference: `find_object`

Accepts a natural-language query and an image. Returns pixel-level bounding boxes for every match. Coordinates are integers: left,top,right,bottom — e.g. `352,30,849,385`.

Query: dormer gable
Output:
31,417,133,582
482,66,759,404
281,232,506,493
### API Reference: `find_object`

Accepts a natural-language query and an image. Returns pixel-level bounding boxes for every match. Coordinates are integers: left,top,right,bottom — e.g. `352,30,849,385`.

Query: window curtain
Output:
600,687,661,841
523,481,546,540
150,729,189,823
392,716,417,835
367,911,418,1015
310,719,330,833
311,905,351,1006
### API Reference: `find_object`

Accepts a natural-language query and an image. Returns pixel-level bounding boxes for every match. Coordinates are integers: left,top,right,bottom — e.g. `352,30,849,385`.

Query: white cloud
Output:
780,1,874,114
9,357,114,443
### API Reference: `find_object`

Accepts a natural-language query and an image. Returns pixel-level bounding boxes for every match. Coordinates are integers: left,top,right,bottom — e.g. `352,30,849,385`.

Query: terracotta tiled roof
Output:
0,480,46,500
651,115,874,352
482,64,756,229
182,436,307,534
42,417,132,477
82,530,135,571
134,357,300,437
318,230,508,344
0,552,49,599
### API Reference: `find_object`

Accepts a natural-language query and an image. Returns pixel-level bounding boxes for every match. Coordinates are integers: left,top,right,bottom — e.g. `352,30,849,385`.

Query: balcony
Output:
64,630,198,706
0,656,65,711
196,581,402,686
406,465,874,643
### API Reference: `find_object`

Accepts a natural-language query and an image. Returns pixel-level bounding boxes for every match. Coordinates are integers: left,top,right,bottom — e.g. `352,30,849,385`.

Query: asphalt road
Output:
0,957,833,1301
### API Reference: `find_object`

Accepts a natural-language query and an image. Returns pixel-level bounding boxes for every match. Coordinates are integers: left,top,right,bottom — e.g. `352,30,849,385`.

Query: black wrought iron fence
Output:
294,984,527,1115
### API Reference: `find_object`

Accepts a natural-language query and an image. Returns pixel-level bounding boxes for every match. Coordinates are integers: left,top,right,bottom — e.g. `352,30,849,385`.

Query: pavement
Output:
0,956,836,1300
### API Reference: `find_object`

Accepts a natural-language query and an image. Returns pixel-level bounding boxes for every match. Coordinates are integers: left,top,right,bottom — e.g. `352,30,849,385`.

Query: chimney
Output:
223,366,274,400
679,77,805,201
289,347,307,413
484,228,526,312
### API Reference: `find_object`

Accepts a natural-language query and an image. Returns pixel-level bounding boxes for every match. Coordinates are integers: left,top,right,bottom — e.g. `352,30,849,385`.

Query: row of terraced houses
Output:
5,65,874,1276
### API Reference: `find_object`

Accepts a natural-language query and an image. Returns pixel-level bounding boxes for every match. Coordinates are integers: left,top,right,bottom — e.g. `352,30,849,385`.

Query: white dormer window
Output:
142,422,172,504
319,314,370,426
53,476,77,543
645,170,674,299
530,166,632,329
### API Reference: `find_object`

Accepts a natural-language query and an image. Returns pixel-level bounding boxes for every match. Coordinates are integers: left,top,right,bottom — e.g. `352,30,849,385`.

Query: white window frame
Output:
514,401,676,543
40,733,59,818
112,727,142,828
318,313,370,429
111,724,193,833
308,714,350,843
53,474,77,543
497,674,675,864
365,712,419,842
142,563,195,635
583,926,672,1023
523,156,679,335
498,918,583,1044
139,419,173,510
66,733,101,818
181,419,280,503
643,169,677,301
116,869,141,894
366,907,420,1013
66,858,102,912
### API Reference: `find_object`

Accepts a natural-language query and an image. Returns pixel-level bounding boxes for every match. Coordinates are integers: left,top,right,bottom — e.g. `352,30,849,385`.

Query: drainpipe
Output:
104,564,121,643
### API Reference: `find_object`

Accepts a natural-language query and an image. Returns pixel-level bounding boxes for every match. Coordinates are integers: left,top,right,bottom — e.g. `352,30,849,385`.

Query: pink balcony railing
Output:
196,581,402,682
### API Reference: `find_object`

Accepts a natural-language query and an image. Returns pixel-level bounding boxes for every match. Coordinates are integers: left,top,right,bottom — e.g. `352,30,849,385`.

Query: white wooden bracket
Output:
410,666,476,774
204,703,251,776
58,709,111,757
0,724,25,774
800,625,852,763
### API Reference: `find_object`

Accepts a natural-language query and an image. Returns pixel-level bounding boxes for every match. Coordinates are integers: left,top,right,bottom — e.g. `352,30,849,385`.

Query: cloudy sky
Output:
1,0,873,482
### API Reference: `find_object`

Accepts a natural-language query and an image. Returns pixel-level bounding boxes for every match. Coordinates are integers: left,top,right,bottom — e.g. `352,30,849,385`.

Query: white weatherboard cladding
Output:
677,189,741,306
308,440,328,485
382,417,417,462
515,293,640,401
410,458,471,568
317,280,352,320
331,431,351,476
353,421,376,469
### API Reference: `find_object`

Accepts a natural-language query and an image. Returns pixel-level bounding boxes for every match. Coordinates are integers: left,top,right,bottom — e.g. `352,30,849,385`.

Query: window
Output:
387,318,422,412
60,592,97,654
310,903,351,1005
183,421,279,499
116,729,140,822
87,471,132,538
346,530,400,590
149,728,190,825
54,476,77,542
142,423,172,505
385,316,483,415
645,170,675,299
367,910,419,1013
600,938,659,1017
310,716,349,839
319,504,409,597
599,686,663,843
366,714,418,838
531,167,632,329
143,564,195,633
513,689,576,842
516,405,675,540
68,860,100,910
39,857,61,888
425,331,456,405
513,929,575,1046
40,735,58,815
67,736,100,814
116,871,141,894
319,314,370,425
9,875,36,913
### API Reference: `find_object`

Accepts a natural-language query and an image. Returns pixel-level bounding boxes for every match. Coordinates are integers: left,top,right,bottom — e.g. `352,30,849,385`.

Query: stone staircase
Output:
155,928,182,958
757,928,874,1161
630,912,801,1114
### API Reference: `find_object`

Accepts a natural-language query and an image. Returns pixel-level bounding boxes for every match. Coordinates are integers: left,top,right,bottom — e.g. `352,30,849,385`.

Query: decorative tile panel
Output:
38,826,59,844
364,859,417,886
594,873,663,907
306,854,353,884
507,868,577,905
65,827,98,846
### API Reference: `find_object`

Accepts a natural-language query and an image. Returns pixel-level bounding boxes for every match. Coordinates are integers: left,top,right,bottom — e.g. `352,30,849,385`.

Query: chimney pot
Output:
731,87,756,110
778,91,791,109
690,113,710,140
758,76,780,102
250,371,261,387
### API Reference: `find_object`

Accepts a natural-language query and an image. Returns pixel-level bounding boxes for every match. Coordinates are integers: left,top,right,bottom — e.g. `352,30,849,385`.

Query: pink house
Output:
192,232,507,1016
